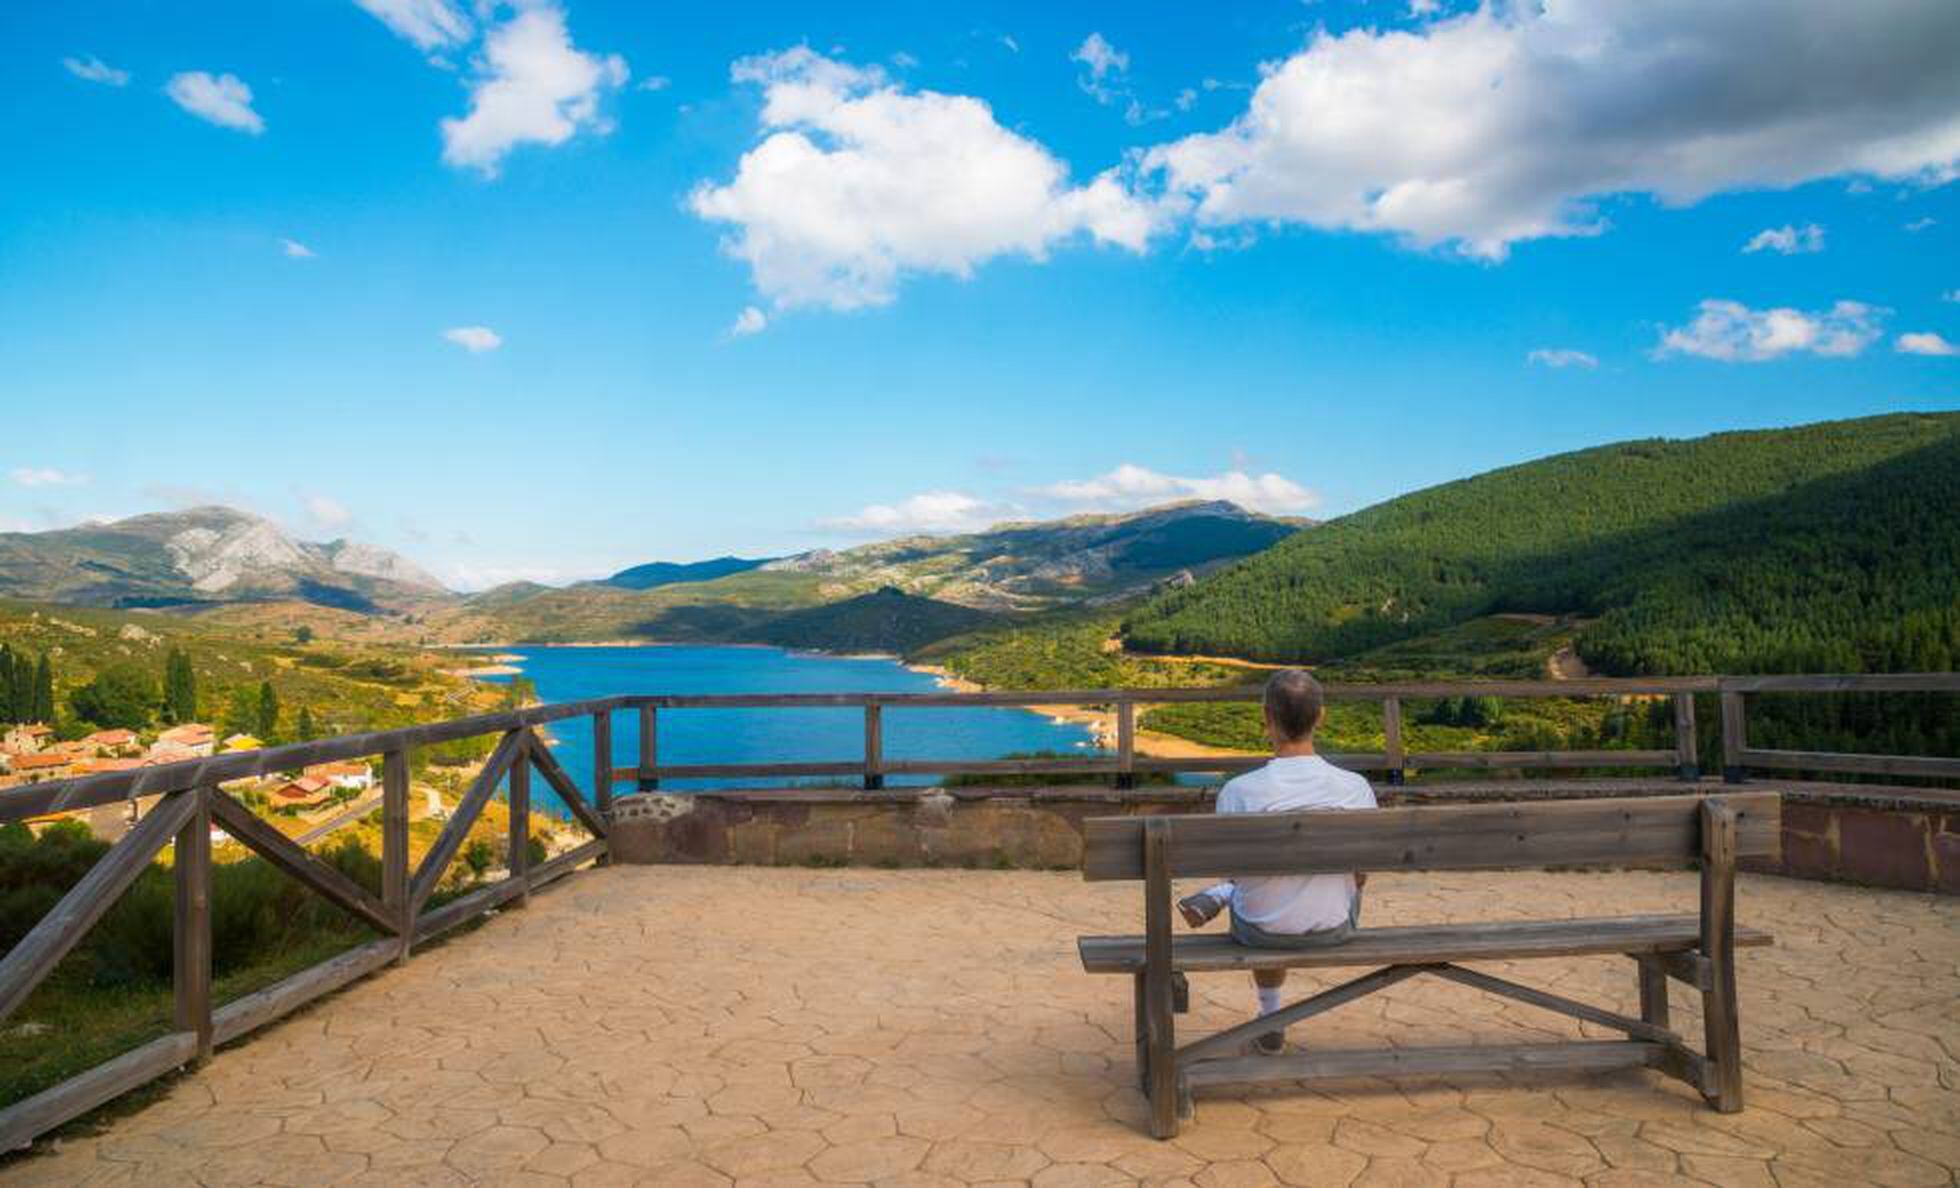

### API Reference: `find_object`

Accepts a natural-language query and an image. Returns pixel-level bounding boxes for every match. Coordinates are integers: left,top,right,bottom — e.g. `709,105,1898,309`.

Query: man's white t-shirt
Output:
1217,753,1377,933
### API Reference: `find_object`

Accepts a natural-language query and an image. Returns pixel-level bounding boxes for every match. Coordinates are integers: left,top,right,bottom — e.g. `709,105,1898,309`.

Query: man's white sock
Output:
1257,986,1282,1015
1203,882,1234,905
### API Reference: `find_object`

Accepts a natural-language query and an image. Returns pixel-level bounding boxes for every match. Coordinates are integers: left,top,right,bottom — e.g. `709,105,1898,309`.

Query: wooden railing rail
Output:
0,717,613,1152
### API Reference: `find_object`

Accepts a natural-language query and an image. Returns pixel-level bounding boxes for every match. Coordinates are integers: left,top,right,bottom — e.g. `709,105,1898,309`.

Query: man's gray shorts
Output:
1229,891,1363,949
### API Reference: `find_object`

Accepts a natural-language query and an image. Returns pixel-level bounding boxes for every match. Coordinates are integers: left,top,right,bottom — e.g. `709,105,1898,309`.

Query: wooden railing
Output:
0,698,620,1151
1,672,1953,1149
615,673,1958,791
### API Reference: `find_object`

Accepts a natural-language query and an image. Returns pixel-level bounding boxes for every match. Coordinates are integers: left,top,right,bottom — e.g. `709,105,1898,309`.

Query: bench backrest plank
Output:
1081,793,1780,881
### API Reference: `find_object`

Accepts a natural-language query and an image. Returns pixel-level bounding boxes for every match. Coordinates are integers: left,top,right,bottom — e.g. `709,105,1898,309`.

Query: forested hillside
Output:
1122,413,1959,675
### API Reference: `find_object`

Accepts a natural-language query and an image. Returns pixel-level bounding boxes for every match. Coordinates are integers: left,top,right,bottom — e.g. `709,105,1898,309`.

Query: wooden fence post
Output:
1673,693,1699,782
863,704,884,791
508,744,531,907
1720,689,1747,784
637,705,658,791
382,748,411,964
592,710,613,864
174,787,213,1065
1383,697,1405,787
1116,701,1136,790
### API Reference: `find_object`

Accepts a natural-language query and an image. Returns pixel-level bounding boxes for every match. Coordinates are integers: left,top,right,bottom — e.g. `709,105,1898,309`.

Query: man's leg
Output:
1252,969,1287,1053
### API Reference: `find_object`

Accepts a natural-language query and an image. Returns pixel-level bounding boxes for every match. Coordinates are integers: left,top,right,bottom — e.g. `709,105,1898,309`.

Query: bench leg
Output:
1144,966,1177,1138
1700,800,1744,1113
1701,953,1743,1112
1636,956,1670,1031
1132,972,1150,1093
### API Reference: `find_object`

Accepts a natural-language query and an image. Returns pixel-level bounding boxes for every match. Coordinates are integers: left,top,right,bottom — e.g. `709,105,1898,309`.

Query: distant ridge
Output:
1121,412,1960,675
598,555,772,590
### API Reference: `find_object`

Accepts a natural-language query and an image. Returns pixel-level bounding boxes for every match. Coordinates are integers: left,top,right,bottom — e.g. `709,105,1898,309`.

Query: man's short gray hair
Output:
1263,669,1324,742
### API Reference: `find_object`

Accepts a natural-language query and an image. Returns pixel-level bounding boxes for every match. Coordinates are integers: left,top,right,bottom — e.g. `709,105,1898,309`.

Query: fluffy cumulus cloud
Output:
727,306,768,338
1142,1,1960,259
1527,348,1598,369
1035,464,1318,516
1744,223,1826,255
353,0,472,51
1655,299,1885,362
440,5,627,175
10,468,89,488
689,48,1165,313
166,71,264,134
1897,331,1959,356
442,325,502,352
63,55,128,86
823,490,1004,536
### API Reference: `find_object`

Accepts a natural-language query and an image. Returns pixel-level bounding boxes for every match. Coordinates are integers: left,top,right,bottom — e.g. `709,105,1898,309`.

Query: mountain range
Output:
0,499,1304,653
0,507,448,613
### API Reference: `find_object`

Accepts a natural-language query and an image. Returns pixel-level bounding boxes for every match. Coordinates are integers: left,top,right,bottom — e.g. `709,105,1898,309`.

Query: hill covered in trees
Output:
1121,413,1959,676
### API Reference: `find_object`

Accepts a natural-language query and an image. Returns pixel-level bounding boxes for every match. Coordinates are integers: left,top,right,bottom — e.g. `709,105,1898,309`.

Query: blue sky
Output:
2,1,1956,589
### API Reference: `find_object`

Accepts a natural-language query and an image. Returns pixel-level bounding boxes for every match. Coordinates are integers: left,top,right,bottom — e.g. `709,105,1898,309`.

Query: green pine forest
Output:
927,413,1959,767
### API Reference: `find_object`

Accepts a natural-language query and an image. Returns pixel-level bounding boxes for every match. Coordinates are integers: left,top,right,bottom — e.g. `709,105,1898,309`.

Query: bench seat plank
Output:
1079,915,1772,974
1183,1039,1664,1089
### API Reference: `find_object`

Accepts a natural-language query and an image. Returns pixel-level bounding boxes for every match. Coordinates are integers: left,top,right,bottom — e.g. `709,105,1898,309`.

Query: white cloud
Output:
442,325,502,352
1035,464,1318,516
1896,331,1959,356
440,4,627,176
1409,0,1443,16
823,490,1004,536
1527,348,1598,369
63,55,128,86
1943,289,1960,303
1175,87,1198,112
689,48,1164,313
638,74,671,92
1072,33,1129,81
165,72,264,134
281,238,316,259
1904,216,1937,232
353,0,471,51
1655,299,1884,363
10,468,89,488
1143,2,1960,259
891,51,920,70
305,495,353,528
727,306,768,337
1743,223,1825,255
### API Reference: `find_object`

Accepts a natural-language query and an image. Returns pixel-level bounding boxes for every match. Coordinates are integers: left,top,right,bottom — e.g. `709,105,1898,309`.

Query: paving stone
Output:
7,867,1954,1188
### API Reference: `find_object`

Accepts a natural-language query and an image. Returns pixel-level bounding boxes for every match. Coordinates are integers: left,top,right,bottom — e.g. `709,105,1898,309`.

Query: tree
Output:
32,653,53,723
221,687,259,739
293,625,314,645
162,648,198,724
255,681,281,742
69,663,158,731
296,705,317,741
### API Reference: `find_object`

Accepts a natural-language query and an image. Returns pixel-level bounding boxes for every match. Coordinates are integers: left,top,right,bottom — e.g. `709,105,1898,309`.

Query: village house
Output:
222,734,264,753
303,760,373,791
81,728,141,757
152,723,216,758
270,774,334,809
3,723,53,754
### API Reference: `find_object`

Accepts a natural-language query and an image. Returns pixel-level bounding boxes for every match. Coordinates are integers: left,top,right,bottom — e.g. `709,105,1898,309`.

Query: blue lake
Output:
476,645,1101,816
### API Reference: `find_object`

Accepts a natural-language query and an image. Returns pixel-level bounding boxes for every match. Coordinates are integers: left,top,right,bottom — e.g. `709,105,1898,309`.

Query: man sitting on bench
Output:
1176,669,1375,1053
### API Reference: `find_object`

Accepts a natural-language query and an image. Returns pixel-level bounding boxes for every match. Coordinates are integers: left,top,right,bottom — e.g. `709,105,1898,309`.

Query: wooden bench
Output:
1076,792,1779,1137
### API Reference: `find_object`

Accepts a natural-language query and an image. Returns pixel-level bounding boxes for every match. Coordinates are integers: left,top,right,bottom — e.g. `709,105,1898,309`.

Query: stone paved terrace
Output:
5,866,1956,1188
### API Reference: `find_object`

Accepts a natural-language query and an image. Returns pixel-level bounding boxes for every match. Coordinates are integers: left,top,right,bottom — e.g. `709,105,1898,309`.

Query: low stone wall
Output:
608,782,1958,893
